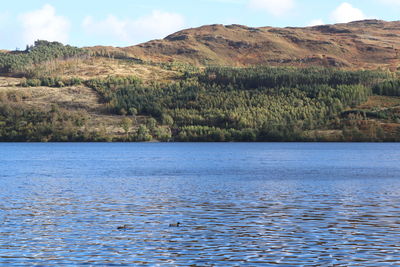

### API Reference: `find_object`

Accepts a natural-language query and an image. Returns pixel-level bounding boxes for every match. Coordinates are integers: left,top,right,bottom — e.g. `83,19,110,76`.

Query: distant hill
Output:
1,20,400,142
105,20,400,70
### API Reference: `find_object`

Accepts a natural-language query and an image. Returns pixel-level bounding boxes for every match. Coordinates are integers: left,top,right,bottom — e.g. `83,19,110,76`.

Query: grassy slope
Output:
0,58,180,139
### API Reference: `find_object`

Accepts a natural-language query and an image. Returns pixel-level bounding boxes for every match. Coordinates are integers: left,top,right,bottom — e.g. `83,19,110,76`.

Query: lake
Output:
0,143,400,266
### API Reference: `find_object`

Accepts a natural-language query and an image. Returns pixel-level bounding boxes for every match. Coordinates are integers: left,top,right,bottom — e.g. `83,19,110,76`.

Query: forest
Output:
0,40,87,77
83,67,398,141
0,41,400,142
0,101,107,142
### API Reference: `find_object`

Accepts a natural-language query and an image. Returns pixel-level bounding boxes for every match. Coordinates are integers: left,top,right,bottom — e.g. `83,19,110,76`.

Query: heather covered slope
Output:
119,20,400,70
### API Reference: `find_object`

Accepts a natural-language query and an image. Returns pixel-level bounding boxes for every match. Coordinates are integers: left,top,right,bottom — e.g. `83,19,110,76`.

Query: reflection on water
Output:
0,143,400,265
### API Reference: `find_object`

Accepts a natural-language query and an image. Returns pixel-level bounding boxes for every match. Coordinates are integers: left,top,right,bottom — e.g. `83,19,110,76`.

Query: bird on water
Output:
117,222,181,229
169,222,181,227
117,225,132,230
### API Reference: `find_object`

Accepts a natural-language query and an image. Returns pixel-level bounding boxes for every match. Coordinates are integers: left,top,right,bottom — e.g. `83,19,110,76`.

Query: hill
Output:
0,21,400,142
116,20,400,70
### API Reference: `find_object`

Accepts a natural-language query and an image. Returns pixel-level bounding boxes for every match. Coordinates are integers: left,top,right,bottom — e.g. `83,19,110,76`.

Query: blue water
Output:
0,143,400,266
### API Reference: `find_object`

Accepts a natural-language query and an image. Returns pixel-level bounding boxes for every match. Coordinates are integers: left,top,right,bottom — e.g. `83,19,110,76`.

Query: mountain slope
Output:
118,20,400,70
1,21,400,142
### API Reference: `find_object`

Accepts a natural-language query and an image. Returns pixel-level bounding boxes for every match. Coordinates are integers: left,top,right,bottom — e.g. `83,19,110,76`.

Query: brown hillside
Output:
115,20,400,70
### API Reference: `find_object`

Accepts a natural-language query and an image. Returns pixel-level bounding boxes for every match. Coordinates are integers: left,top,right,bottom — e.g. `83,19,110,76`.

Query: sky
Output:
0,0,399,49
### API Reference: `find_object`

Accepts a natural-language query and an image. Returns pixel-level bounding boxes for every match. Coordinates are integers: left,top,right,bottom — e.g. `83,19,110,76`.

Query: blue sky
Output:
0,0,399,49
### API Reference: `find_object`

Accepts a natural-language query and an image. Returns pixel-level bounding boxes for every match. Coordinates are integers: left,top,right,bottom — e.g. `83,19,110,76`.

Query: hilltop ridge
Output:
106,19,400,70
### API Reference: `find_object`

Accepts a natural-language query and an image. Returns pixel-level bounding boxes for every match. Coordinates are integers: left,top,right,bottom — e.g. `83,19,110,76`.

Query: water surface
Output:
0,143,400,265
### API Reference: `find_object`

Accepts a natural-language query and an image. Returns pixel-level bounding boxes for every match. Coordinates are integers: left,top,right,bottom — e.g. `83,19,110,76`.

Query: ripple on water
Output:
0,143,400,265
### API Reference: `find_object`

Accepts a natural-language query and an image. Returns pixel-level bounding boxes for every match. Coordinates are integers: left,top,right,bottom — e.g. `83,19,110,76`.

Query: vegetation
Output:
1,42,399,142
20,77,83,87
373,79,400,96
0,40,88,77
0,101,105,142
80,66,398,141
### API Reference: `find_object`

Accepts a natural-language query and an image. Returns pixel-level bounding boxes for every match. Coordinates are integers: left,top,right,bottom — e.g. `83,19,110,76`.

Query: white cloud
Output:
308,19,325,27
82,10,185,45
378,0,400,6
331,3,367,23
19,4,70,45
248,0,295,16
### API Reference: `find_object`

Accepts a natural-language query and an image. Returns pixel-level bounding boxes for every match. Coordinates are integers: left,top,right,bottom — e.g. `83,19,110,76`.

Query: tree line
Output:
82,67,389,141
0,40,88,77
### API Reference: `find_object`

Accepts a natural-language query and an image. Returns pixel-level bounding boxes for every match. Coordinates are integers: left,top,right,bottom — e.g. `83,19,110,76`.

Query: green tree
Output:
136,125,152,142
120,117,132,137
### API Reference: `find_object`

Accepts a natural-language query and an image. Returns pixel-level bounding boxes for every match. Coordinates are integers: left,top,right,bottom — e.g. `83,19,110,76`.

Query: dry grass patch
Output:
24,57,179,83
358,95,400,109
0,77,22,87
0,85,101,112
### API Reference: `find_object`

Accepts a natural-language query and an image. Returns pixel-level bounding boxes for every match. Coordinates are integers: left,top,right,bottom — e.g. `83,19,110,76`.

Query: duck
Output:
169,222,181,227
117,224,132,230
